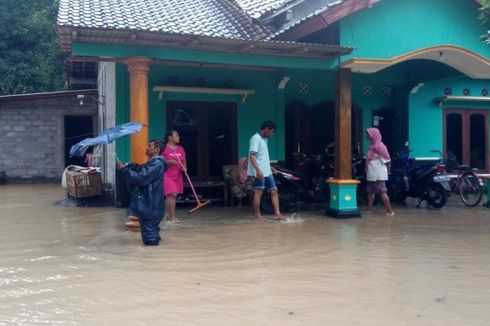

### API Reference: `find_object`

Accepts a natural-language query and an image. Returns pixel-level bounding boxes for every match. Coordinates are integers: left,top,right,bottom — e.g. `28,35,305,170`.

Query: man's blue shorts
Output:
254,174,277,192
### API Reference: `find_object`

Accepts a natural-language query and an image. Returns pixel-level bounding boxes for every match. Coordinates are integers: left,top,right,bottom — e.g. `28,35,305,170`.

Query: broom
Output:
175,155,211,215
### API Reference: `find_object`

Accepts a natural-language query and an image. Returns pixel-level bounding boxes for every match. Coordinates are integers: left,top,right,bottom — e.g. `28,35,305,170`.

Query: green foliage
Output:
0,0,66,95
480,0,490,44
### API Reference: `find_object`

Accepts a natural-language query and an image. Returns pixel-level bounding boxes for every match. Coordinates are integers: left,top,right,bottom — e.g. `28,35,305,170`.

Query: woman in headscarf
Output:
365,128,395,216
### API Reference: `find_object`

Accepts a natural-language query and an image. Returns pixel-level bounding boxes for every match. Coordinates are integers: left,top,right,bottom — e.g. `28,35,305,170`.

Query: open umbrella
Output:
69,122,143,157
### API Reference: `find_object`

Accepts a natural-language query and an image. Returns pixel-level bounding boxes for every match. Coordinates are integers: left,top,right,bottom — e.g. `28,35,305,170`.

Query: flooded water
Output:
1,184,490,325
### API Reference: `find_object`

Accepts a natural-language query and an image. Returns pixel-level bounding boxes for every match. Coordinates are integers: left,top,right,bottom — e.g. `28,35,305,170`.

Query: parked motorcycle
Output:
259,167,308,214
260,144,366,214
260,144,335,214
387,149,451,208
293,143,335,201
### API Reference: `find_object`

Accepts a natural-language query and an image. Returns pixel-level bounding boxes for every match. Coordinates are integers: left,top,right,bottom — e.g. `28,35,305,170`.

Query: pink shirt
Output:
162,145,186,195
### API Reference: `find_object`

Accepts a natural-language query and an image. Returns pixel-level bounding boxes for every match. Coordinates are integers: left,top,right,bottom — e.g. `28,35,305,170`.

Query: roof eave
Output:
0,89,97,103
57,25,352,60
273,0,381,41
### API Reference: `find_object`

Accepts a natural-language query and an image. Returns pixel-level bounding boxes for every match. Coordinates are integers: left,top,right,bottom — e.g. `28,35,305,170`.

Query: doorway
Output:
166,101,238,181
444,109,488,170
285,101,335,168
285,101,365,169
64,116,94,167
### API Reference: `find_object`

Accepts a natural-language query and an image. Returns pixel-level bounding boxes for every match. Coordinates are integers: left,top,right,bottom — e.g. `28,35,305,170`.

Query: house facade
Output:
57,0,490,215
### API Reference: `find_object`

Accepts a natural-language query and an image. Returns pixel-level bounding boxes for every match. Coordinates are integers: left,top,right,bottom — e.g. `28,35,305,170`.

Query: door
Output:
444,109,488,170
64,116,94,167
285,101,335,169
166,101,238,181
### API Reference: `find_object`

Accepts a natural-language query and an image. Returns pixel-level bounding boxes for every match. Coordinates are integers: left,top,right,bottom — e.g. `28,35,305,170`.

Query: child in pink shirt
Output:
161,130,186,222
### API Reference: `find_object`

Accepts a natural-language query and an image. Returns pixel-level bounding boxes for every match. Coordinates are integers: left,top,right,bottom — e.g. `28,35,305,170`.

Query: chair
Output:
222,164,236,206
222,164,253,207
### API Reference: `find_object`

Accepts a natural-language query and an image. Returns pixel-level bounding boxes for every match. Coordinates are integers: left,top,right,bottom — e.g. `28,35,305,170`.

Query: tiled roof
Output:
57,0,269,40
266,0,346,40
233,0,295,19
56,0,353,59
266,4,338,40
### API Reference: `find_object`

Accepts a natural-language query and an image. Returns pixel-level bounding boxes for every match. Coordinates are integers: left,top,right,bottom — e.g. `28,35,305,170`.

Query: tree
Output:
480,0,490,44
0,0,66,95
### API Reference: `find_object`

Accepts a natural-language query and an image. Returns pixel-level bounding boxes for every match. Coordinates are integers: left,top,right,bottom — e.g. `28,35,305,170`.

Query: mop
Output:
175,155,212,215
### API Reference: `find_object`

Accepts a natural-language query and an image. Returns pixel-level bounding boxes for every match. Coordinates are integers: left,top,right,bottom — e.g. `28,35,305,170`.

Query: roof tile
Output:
233,0,295,19
57,0,269,40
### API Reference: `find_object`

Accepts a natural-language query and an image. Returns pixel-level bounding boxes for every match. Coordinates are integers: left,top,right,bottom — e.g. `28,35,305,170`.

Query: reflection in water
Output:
1,184,490,325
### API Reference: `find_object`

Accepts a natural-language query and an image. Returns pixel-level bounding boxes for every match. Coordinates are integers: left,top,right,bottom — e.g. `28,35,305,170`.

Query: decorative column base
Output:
325,179,361,219
483,176,490,208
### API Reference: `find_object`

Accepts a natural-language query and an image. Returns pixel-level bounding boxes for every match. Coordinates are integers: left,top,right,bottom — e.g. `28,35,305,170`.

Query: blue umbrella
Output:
70,122,143,157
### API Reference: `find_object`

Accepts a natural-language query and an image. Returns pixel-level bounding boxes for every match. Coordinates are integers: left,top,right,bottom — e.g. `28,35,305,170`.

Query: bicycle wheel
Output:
458,172,483,207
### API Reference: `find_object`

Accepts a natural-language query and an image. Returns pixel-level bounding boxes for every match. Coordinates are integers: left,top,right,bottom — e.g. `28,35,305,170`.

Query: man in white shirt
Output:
247,120,283,221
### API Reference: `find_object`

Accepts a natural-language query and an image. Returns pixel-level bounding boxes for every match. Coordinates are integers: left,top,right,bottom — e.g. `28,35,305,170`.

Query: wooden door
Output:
285,101,335,169
166,101,238,181
444,109,488,170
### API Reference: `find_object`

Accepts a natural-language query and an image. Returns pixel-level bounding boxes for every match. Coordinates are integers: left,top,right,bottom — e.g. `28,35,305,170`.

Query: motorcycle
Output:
388,149,451,208
260,144,335,214
260,144,366,214
259,167,309,214
293,143,336,201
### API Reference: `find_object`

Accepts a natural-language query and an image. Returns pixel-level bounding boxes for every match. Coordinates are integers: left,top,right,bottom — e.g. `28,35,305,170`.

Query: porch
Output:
74,37,359,214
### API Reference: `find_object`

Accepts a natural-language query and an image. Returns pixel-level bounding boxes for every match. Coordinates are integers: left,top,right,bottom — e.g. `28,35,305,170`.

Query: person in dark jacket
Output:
116,139,167,246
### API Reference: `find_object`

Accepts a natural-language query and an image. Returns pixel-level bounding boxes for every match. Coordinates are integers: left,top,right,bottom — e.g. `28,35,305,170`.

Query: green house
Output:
57,0,490,215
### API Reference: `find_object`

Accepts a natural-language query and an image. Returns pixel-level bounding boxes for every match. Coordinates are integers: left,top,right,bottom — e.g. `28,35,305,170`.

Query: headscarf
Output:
238,157,248,183
366,128,391,165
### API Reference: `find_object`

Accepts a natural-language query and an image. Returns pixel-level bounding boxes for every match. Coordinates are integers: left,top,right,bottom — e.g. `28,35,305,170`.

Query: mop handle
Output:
174,154,201,203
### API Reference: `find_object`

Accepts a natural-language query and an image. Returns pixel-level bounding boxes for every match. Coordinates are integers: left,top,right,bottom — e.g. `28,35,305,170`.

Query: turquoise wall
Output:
352,60,462,152
409,76,490,157
114,63,287,162
340,0,490,61
281,69,335,106
336,0,489,155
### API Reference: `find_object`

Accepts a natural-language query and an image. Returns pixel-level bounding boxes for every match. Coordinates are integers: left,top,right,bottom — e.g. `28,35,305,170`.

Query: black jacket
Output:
122,156,167,219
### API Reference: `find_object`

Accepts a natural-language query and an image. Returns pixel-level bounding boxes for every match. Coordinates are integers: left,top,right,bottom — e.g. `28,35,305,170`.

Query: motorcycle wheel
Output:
388,175,408,202
260,192,290,215
426,183,448,209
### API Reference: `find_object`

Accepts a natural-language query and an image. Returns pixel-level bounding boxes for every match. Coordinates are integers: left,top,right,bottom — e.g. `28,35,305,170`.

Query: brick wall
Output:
0,94,97,181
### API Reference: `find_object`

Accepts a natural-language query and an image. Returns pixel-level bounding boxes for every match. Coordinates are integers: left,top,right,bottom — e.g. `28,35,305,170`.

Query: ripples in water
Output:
1,184,490,325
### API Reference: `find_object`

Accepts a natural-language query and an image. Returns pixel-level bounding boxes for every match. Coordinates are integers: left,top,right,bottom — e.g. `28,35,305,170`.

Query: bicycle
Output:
431,150,484,207
451,167,483,207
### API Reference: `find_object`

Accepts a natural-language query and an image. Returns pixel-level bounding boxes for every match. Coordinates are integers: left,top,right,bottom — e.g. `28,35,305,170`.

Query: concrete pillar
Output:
97,62,116,186
335,68,352,180
326,68,361,218
124,56,152,164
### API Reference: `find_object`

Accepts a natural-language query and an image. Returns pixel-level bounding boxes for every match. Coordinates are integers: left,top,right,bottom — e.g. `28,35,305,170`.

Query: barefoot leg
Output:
367,193,376,212
380,192,394,215
271,190,283,220
166,194,177,221
253,189,264,220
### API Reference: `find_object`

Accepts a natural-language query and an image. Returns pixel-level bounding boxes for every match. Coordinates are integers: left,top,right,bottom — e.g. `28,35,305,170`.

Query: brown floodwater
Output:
1,184,490,325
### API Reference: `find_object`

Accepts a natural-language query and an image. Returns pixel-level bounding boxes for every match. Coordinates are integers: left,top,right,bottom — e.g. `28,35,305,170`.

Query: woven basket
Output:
66,170,102,198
